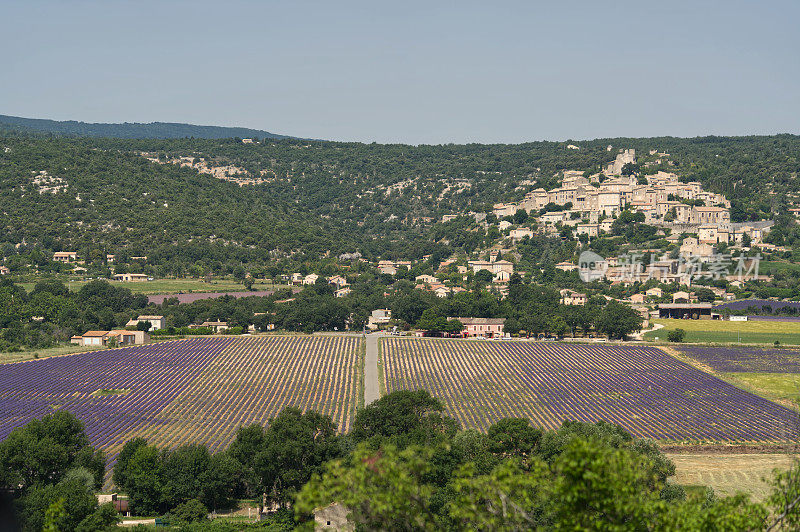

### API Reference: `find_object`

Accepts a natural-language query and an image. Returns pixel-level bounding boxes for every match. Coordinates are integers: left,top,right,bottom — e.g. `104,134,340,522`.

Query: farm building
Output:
327,275,349,288
71,330,149,346
113,273,149,282
201,321,229,333
367,309,392,330
658,303,716,319
646,287,663,298
53,251,78,262
334,287,351,298
126,315,165,331
560,289,587,306
314,502,352,531
450,317,506,338
72,331,108,346
107,330,149,345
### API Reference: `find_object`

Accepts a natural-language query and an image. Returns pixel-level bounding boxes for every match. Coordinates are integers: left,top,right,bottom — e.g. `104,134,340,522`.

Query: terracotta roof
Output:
449,317,506,325
82,331,109,337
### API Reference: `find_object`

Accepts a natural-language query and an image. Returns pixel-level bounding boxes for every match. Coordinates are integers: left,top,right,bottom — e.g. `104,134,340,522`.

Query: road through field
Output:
364,333,380,405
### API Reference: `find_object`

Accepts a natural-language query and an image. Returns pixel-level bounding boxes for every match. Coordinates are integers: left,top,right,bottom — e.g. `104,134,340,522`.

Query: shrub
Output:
169,499,208,523
667,328,686,343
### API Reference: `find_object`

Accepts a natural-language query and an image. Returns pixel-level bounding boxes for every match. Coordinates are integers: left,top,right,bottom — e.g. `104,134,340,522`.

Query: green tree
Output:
168,499,208,523
295,444,439,530
112,437,148,491
0,410,103,492
595,301,642,339
448,459,549,530
668,328,686,342
200,454,242,512
351,390,458,449
444,318,464,335
768,458,800,530
474,269,494,284
416,308,448,334
694,287,717,303
75,502,121,532
227,425,265,498
249,408,340,508
18,468,99,532
125,444,163,515
487,418,543,460
160,445,212,510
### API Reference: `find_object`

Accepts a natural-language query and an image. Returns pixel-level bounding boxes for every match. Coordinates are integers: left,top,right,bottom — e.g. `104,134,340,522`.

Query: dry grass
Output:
0,344,104,364
667,453,796,501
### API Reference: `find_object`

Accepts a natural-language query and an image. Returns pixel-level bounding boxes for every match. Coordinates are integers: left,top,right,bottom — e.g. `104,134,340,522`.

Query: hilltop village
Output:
490,148,771,260
26,145,781,343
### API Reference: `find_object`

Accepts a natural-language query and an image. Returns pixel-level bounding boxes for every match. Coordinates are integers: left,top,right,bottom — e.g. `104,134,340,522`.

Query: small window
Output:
327,521,331,526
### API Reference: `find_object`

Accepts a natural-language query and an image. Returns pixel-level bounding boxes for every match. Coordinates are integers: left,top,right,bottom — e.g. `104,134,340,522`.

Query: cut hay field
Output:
0,336,362,471
667,454,796,501
380,338,799,442
644,319,800,345
0,343,105,364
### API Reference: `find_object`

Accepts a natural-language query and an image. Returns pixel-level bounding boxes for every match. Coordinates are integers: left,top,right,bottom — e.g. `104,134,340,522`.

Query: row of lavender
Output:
382,339,799,442
0,336,361,465
676,345,800,373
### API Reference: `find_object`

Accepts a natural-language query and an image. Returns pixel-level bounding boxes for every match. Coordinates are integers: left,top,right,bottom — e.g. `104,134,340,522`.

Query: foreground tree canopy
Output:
2,393,800,530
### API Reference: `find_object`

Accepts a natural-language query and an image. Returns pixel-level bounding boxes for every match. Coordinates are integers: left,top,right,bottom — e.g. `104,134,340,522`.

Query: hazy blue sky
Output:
2,1,798,144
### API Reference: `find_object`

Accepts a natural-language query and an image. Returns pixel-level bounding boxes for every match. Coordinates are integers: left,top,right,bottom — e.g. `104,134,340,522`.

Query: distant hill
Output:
0,114,292,140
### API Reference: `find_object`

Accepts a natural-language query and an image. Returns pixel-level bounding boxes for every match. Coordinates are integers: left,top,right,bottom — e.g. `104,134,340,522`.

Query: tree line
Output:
3,391,800,530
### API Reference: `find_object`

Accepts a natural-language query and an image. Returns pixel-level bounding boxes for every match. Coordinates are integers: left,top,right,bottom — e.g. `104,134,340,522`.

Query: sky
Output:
2,1,798,144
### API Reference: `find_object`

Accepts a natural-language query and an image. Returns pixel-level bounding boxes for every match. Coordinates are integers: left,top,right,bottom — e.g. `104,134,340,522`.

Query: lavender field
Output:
677,346,800,373
0,336,361,466
714,299,800,313
382,338,799,442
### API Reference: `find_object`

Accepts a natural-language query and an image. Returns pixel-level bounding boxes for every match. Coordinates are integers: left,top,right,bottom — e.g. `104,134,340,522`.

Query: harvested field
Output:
667,454,796,501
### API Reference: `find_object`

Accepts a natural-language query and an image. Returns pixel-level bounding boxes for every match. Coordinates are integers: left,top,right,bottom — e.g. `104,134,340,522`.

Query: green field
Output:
17,277,286,295
722,373,800,407
645,319,800,345
759,261,800,275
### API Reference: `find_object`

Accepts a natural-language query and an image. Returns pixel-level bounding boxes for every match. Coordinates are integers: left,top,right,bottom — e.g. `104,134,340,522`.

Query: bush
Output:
169,499,208,523
667,328,686,343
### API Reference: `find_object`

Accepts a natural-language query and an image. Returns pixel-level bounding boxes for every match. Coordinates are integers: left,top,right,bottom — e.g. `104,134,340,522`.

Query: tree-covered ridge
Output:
1,131,800,273
0,114,291,139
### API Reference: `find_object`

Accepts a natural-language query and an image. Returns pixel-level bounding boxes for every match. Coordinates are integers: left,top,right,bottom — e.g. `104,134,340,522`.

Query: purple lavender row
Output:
676,345,800,374
0,338,231,449
382,339,799,442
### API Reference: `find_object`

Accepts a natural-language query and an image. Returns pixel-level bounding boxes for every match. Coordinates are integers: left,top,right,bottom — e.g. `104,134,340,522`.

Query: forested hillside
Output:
0,114,291,140
1,130,800,275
